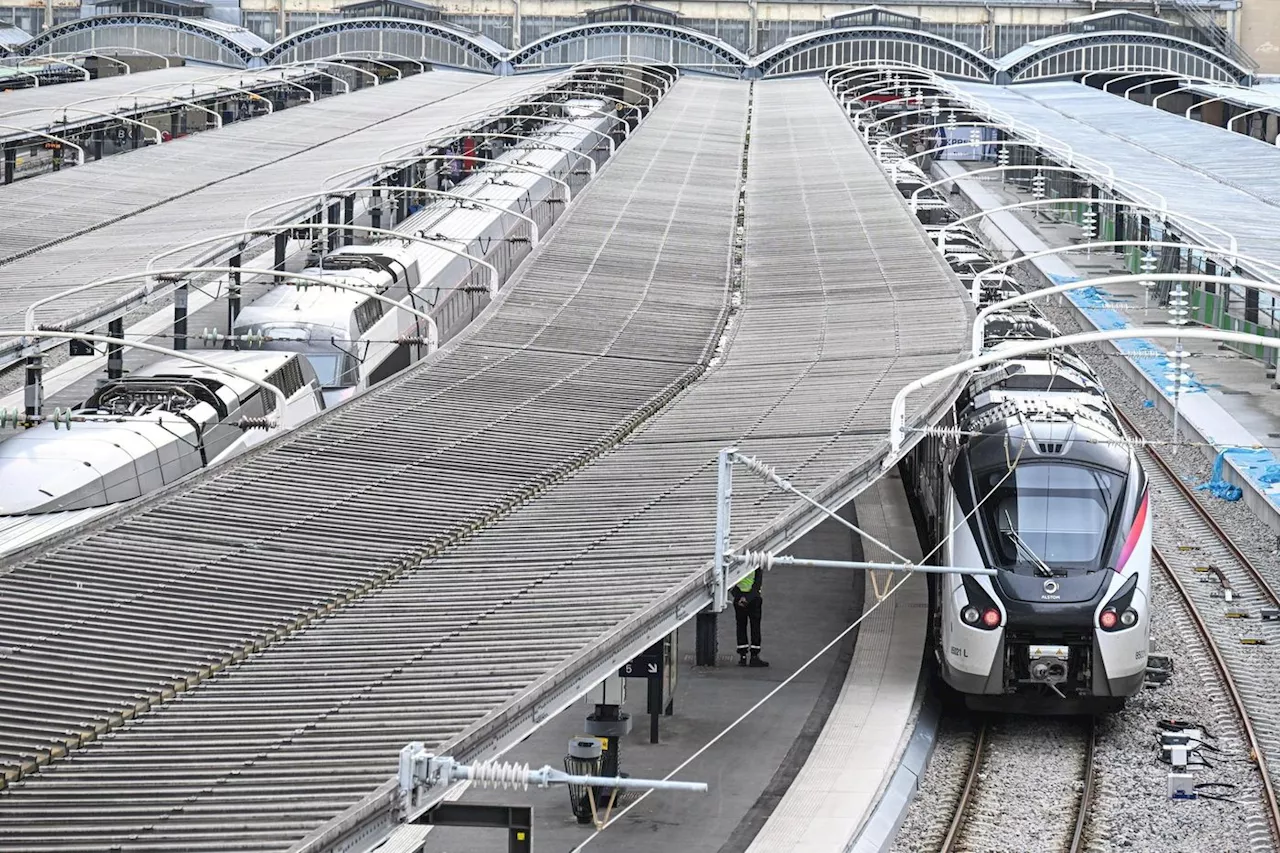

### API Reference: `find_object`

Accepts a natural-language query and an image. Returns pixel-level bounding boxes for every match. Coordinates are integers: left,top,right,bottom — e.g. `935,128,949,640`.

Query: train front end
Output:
938,412,1150,713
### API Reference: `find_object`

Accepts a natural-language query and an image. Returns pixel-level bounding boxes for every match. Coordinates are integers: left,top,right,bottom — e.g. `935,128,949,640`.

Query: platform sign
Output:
69,339,94,357
619,633,677,743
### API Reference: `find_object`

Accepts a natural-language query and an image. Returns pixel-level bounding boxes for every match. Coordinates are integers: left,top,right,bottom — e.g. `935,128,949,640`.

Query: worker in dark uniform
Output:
733,569,768,668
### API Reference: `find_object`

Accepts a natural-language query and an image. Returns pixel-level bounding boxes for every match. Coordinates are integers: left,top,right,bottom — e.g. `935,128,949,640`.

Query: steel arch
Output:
998,31,1250,84
509,23,747,77
261,18,503,71
755,27,997,80
16,14,266,67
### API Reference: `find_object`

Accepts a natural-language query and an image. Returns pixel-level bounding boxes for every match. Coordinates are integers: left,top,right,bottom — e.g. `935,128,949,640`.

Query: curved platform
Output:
746,475,928,853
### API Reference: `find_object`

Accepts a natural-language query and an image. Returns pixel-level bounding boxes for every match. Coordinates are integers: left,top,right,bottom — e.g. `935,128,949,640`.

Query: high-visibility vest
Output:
736,571,758,593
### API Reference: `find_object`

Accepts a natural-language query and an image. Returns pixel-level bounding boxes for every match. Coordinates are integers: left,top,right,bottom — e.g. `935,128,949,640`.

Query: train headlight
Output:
1120,608,1138,627
1099,608,1119,630
981,608,1001,628
962,606,980,625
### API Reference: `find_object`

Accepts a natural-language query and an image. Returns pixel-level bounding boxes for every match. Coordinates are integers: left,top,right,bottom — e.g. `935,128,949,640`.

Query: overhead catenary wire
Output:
571,435,1032,850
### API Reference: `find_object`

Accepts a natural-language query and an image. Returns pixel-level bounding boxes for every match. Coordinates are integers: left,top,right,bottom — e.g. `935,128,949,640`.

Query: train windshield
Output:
977,463,1121,572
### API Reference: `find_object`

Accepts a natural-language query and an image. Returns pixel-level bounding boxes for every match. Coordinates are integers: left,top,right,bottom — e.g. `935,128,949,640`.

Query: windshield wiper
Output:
1003,510,1055,578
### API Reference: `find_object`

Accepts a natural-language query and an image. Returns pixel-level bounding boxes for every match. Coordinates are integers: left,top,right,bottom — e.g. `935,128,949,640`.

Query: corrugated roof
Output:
1184,81,1280,111
955,80,1280,281
0,76,970,853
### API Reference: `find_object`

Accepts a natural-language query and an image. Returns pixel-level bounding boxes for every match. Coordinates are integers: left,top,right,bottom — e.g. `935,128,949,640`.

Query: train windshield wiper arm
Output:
1003,510,1054,577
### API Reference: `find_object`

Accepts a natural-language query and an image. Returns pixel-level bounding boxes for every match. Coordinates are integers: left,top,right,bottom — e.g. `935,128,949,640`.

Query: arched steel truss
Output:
755,26,997,81
997,31,1251,84
16,14,266,67
260,18,504,72
508,23,747,77
1,19,1254,83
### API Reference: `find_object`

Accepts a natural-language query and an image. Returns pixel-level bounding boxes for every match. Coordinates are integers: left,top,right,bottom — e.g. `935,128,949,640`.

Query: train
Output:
0,98,619,555
0,350,324,555
851,83,1153,713
232,100,614,406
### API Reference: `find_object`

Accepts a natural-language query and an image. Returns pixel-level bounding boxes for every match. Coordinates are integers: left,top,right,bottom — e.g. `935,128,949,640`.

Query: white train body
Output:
0,104,616,557
232,106,613,404
905,326,1152,714
0,351,323,552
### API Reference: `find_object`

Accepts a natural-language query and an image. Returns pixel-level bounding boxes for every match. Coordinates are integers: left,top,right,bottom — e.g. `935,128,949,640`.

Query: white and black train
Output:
902,315,1152,714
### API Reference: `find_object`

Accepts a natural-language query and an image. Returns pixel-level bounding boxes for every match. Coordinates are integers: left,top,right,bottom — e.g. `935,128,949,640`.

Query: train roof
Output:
961,396,1131,474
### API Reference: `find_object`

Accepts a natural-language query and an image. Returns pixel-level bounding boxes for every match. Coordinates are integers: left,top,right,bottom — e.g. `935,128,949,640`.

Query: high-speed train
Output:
231,100,614,406
0,97,621,555
0,351,324,555
850,85,1153,713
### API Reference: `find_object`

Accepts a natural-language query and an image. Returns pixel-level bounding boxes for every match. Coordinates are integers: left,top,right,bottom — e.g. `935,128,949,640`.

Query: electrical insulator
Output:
1032,173,1046,200
997,146,1009,168
1168,283,1190,327
1081,209,1097,240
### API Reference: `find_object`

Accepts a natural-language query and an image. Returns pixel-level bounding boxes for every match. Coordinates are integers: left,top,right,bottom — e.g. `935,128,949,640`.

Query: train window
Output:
979,464,1120,571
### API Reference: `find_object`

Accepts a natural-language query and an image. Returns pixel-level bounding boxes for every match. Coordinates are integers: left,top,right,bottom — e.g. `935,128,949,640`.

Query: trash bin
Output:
565,737,603,824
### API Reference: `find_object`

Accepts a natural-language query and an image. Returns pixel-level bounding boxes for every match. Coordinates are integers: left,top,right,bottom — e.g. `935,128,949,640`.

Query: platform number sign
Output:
618,634,678,744
113,127,127,144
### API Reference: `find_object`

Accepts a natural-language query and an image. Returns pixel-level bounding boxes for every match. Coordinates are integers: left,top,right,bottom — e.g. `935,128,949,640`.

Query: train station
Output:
3,0,1280,850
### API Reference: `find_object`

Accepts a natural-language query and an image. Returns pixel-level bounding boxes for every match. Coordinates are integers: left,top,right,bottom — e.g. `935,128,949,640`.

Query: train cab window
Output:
979,464,1120,572
305,353,359,388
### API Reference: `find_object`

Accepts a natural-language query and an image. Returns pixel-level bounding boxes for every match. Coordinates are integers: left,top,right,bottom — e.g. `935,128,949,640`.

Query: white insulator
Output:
467,760,531,791
735,453,780,485
736,549,774,573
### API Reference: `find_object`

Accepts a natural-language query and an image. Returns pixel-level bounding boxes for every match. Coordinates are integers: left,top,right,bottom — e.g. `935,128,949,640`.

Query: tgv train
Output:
847,84,1152,713
232,101,613,406
0,99,619,556
0,351,324,555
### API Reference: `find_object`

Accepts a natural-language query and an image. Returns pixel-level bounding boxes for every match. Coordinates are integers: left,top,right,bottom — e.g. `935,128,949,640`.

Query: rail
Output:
940,717,1096,853
1115,408,1280,845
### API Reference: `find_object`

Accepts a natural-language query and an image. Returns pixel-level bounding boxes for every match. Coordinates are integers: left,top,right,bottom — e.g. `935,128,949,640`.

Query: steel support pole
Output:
274,232,287,270
227,252,242,350
371,185,382,231
327,201,341,252
173,280,188,351
698,446,737,667
23,343,41,421
342,195,355,246
107,317,123,379
3,143,14,185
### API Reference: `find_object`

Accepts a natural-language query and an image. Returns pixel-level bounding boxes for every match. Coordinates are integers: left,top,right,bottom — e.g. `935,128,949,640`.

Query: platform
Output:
745,475,926,853
940,158,1280,530
0,75,969,852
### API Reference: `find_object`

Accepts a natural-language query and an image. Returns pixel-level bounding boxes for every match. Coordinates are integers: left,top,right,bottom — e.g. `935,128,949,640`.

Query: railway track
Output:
1116,408,1280,851
940,715,1096,853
